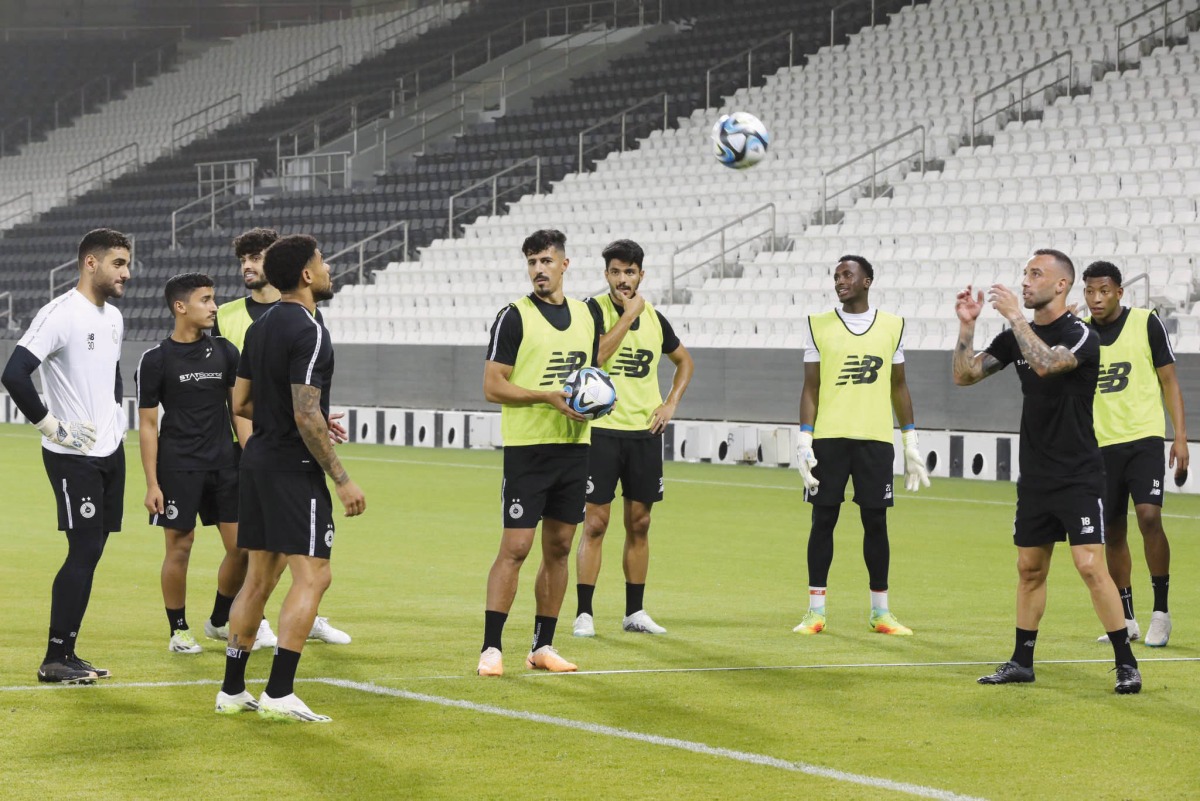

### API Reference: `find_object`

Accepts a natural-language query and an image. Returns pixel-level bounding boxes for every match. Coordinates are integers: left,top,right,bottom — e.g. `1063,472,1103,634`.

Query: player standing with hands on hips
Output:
2,228,131,684
953,249,1141,694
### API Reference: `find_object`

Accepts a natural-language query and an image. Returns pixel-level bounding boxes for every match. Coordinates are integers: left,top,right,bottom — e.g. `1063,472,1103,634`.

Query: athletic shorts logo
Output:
80,497,96,519
165,503,178,520
586,478,594,495
508,500,524,520
611,347,654,379
1151,479,1161,497
324,524,334,548
884,482,893,500
1097,362,1132,393
539,351,587,386
659,477,664,493
836,354,883,385
1081,516,1094,535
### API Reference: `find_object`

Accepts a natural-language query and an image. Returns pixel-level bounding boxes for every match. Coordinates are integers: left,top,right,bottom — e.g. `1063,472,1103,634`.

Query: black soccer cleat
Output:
67,655,110,679
977,660,1035,685
1114,664,1142,695
37,659,98,685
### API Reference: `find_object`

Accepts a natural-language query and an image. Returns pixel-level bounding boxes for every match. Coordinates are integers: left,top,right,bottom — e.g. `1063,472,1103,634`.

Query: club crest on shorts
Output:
80,497,96,519
508,499,524,520
165,502,178,520
325,524,334,548
586,478,594,495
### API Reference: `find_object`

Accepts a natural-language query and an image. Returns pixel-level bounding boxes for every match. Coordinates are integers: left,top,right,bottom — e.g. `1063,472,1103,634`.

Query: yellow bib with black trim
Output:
501,296,593,446
216,298,255,352
1090,307,1166,447
810,309,903,443
592,294,664,432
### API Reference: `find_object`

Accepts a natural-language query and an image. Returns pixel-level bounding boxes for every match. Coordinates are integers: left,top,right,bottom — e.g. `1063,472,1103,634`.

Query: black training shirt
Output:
136,336,239,471
985,312,1104,490
1089,306,1175,367
485,294,601,366
584,297,682,355
237,302,333,473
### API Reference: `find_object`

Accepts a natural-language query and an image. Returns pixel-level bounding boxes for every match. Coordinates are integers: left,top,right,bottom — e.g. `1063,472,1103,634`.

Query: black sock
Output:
67,629,79,656
210,592,235,627
1151,574,1169,613
532,615,557,651
221,646,251,695
482,610,507,652
1107,629,1137,668
577,584,595,618
625,583,645,617
860,507,890,590
1118,587,1134,620
265,647,302,699
167,607,188,634
49,530,106,659
1012,627,1038,669
45,627,71,662
807,505,840,586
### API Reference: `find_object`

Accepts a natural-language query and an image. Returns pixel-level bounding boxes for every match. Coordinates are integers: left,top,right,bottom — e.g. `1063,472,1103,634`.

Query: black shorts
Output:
42,446,125,534
502,444,589,528
586,432,664,506
1013,485,1106,547
238,469,335,559
150,468,238,530
1102,437,1165,521
804,438,895,508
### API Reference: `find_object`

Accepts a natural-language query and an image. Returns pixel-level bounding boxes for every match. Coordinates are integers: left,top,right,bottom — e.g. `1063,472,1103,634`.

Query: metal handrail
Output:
0,25,189,42
374,2,442,51
279,151,352,193
0,192,34,229
820,125,925,224
132,42,174,84
65,142,139,198
171,184,246,249
829,0,917,47
668,203,776,299
195,158,258,197
52,74,112,129
1116,0,1197,68
705,30,794,109
970,51,1073,146
1123,271,1154,310
48,236,135,299
448,156,543,238
377,101,469,165
577,92,668,171
0,291,13,330
172,93,243,148
329,220,411,285
272,45,344,96
0,115,32,154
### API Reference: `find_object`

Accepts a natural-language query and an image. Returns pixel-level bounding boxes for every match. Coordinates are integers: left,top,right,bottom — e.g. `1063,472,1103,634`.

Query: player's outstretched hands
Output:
144,484,165,515
987,284,1022,322
955,285,984,324
336,479,366,517
901,429,931,492
35,413,96,455
327,411,349,444
795,430,820,492
550,387,588,422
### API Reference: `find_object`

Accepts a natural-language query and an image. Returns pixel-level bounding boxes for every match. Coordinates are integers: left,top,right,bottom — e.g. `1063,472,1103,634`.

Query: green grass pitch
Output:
1,423,1198,799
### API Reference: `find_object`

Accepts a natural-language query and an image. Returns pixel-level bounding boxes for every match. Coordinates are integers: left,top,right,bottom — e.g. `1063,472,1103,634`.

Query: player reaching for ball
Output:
477,229,600,677
573,239,694,638
793,255,929,638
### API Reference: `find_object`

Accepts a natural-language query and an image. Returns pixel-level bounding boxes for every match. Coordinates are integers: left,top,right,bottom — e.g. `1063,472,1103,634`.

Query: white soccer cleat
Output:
203,619,229,641
308,616,351,644
1097,618,1140,643
572,613,595,637
257,692,332,723
215,690,259,714
253,618,278,651
168,629,202,654
622,610,667,634
477,646,504,677
1144,611,1171,647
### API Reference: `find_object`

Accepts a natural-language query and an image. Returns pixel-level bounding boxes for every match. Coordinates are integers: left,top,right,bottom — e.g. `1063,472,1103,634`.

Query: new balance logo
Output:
1081,516,1095,535
611,347,654,379
1151,479,1162,497
1097,362,1132,393
539,351,587,386
836,355,883,385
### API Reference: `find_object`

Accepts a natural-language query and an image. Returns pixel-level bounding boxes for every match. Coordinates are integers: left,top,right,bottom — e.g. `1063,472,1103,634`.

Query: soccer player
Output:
215,226,351,648
1083,261,1187,647
1,228,131,684
215,234,365,721
477,229,598,677
136,273,249,654
572,239,693,637
793,255,929,638
953,249,1141,694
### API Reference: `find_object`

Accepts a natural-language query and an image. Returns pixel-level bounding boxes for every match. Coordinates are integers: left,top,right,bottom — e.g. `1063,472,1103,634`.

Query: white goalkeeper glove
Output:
36,413,97,455
795,430,820,493
901,429,930,492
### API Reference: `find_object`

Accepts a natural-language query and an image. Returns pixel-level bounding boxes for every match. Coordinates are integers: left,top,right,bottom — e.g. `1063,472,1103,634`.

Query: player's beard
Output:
244,274,269,290
313,283,334,302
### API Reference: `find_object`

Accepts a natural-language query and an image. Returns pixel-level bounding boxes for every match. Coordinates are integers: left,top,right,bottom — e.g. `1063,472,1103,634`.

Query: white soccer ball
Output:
564,367,617,420
711,111,770,170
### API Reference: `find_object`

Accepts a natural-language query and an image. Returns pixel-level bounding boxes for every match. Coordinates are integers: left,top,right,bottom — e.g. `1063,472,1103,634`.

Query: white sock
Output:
809,587,826,612
870,590,888,611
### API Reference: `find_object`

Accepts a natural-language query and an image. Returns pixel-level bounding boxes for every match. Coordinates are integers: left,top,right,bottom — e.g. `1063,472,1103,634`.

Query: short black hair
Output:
1033,248,1075,282
837,254,874,281
78,228,132,267
521,229,566,257
263,234,319,292
602,239,644,270
1082,260,1122,287
233,227,279,259
164,273,214,311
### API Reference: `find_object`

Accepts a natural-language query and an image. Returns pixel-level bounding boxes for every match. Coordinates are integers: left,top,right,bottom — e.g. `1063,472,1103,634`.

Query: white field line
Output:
317,677,989,801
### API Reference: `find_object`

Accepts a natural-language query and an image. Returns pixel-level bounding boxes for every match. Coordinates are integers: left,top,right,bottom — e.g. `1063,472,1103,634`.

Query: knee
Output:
1016,563,1048,586
168,534,194,558
500,541,533,565
544,537,573,563
1135,507,1164,537
583,519,608,542
628,513,651,539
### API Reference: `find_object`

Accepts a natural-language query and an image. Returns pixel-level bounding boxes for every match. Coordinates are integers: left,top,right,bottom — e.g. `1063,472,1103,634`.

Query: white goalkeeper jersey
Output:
18,289,125,457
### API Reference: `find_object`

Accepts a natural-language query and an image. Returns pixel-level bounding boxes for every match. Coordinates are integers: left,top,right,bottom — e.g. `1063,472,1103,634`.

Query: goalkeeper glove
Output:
795,431,820,492
901,429,931,492
36,413,97,455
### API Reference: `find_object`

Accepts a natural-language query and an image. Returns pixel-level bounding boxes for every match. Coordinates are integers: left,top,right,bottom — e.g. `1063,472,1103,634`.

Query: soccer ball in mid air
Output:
564,367,617,420
711,111,769,169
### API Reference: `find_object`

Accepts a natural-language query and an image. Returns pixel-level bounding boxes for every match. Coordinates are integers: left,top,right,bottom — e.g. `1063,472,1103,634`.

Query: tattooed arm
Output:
987,284,1080,377
292,384,365,516
952,286,1005,386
